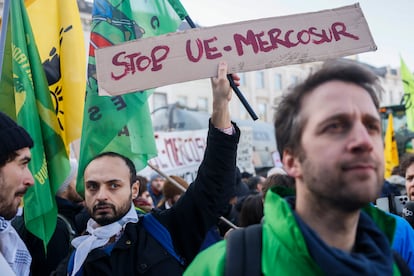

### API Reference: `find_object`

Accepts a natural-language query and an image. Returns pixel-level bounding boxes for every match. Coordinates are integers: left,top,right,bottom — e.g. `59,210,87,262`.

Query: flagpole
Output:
0,0,11,77
168,0,258,121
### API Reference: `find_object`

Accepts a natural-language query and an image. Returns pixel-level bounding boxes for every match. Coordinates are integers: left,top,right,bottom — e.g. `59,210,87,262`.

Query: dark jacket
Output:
53,121,240,275
12,196,84,276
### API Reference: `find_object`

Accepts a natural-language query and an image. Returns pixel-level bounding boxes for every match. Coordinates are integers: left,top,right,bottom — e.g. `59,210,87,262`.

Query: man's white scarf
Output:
70,204,138,276
0,216,31,276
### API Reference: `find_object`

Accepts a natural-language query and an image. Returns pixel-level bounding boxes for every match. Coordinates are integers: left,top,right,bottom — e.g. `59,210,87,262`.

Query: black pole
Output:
184,16,258,121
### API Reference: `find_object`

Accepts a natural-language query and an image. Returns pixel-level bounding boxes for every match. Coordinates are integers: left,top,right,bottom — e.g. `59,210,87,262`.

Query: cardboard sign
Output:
96,4,376,96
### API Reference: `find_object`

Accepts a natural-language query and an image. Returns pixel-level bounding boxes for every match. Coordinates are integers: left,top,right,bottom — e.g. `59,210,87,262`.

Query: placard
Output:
96,4,376,96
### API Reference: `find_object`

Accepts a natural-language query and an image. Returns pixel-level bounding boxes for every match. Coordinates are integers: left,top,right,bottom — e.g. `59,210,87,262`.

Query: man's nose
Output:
25,168,35,187
96,187,109,200
347,122,374,153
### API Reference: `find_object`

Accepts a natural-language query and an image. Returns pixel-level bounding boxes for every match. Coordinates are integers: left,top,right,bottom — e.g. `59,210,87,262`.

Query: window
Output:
290,75,298,86
274,73,282,90
258,102,267,121
197,97,208,111
239,73,246,86
239,102,248,120
153,92,167,110
177,96,188,107
256,71,265,89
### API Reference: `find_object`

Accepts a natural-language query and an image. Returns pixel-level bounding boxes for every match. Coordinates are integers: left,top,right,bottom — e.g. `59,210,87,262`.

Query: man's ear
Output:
282,149,301,178
132,180,139,199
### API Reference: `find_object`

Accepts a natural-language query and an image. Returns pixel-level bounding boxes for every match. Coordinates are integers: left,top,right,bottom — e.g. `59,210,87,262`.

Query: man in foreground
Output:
53,61,241,275
185,60,409,275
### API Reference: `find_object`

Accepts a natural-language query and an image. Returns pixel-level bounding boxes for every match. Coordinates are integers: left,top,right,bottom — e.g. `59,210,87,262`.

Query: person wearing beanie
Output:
13,157,86,276
0,112,34,276
156,176,189,210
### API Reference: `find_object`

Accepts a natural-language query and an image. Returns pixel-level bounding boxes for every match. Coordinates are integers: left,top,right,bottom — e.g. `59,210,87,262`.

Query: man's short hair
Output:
399,153,414,176
274,59,382,158
0,112,33,167
88,152,137,185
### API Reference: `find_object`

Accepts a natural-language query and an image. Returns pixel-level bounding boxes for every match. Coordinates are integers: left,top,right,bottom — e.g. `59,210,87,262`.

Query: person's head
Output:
262,174,296,199
229,169,251,205
246,176,265,193
238,194,264,227
149,173,165,193
275,59,384,212
0,112,34,219
136,175,148,196
157,175,189,208
266,167,287,177
83,152,139,226
400,153,414,200
240,171,253,183
391,165,401,176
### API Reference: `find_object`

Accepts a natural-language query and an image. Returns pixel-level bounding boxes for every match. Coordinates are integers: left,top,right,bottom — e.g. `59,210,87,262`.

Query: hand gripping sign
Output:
95,4,376,96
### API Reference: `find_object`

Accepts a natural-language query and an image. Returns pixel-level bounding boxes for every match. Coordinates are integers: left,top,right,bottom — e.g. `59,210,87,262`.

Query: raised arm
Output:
211,61,240,129
155,61,241,265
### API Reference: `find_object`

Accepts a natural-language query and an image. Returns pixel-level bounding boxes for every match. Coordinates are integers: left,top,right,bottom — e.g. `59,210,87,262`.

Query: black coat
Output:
53,122,240,275
12,197,84,276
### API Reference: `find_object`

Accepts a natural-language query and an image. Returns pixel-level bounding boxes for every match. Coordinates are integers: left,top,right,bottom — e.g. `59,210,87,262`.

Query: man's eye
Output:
86,183,98,191
367,123,381,133
325,122,346,132
110,183,119,189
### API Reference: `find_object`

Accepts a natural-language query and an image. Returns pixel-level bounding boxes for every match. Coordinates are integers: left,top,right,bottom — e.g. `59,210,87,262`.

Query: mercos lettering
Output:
233,22,359,55
109,21,358,81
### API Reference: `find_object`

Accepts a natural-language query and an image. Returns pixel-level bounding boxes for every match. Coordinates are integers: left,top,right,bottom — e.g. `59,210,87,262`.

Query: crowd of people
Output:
1,60,414,275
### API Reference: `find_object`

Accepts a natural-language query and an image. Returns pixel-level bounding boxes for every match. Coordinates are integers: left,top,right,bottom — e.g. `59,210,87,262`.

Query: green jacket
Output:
184,189,401,275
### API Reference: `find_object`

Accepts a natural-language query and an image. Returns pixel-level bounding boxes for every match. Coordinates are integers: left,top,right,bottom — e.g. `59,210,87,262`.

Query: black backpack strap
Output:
57,214,76,242
392,250,412,276
225,224,262,276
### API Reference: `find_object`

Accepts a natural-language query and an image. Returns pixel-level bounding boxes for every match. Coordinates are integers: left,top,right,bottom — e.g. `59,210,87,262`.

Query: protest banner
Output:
95,3,376,96
142,127,255,183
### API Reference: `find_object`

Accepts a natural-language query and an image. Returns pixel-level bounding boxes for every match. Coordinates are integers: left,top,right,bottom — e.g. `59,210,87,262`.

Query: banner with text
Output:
96,4,376,96
142,127,254,183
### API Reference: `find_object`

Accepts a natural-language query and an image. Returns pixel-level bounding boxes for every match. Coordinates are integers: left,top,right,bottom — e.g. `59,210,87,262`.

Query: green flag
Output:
401,58,414,131
0,0,70,248
77,0,182,195
168,0,189,20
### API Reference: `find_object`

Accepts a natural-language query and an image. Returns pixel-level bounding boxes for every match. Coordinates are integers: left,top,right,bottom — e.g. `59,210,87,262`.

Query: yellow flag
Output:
24,0,86,151
384,113,399,178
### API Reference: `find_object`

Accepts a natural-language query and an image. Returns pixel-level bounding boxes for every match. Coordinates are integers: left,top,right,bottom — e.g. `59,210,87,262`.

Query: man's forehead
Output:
89,155,125,165
300,81,378,119
86,155,129,173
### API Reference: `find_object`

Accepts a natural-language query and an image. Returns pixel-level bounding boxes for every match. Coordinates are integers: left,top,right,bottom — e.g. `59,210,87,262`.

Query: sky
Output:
179,0,414,70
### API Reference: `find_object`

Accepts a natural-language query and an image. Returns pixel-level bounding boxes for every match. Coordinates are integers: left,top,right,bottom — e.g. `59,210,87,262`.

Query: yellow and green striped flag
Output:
0,0,70,248
25,0,86,153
